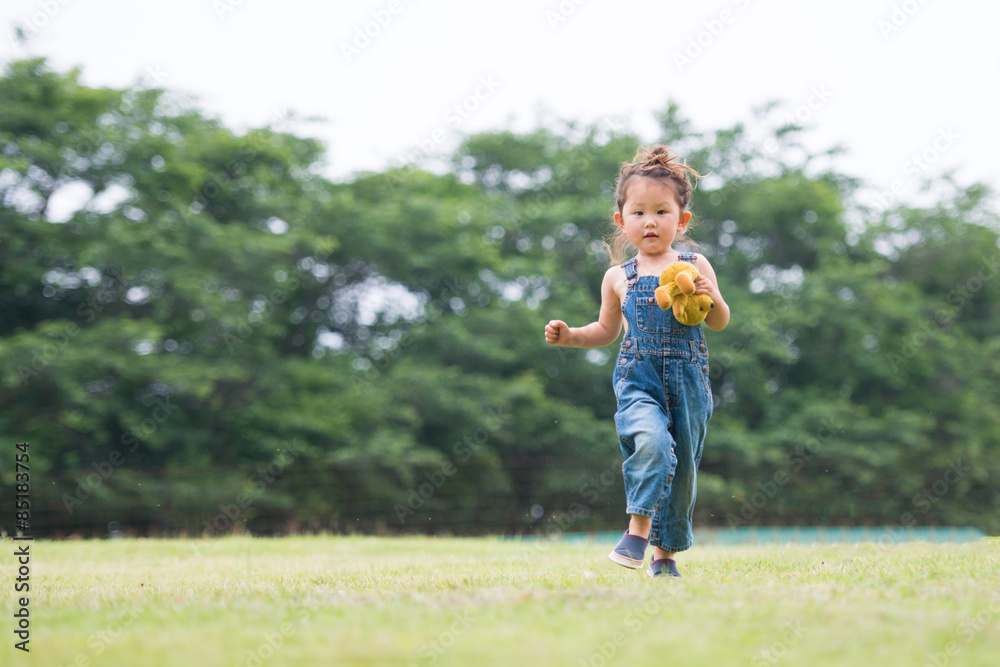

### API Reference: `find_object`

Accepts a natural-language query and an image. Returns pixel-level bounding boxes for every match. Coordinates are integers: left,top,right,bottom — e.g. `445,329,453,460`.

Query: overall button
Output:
619,357,628,365
702,365,709,373
699,343,707,352
624,339,632,348
647,297,655,304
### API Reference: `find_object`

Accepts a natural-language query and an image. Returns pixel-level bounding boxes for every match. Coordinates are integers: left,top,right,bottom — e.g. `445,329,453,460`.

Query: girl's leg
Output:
612,355,675,569
628,514,652,539
616,399,676,523
629,517,675,560
649,363,712,556
652,545,676,560
650,456,697,555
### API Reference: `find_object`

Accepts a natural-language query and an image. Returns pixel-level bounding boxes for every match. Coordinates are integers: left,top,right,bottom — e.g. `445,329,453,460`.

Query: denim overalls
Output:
613,253,714,553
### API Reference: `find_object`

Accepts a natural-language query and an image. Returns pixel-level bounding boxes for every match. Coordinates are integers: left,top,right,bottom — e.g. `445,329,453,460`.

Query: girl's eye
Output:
658,210,667,215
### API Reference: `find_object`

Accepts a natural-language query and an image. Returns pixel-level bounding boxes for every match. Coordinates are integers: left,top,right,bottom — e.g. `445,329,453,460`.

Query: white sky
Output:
2,0,998,211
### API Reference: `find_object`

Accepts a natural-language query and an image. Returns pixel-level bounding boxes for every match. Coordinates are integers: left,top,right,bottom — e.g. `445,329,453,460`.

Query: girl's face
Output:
614,177,691,257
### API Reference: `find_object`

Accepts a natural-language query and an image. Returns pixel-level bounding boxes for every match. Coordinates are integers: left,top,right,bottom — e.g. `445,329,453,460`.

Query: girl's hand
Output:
692,253,730,331
694,275,720,300
545,320,573,346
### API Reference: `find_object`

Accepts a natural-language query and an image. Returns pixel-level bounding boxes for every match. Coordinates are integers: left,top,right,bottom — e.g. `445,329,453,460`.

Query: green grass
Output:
6,535,1000,666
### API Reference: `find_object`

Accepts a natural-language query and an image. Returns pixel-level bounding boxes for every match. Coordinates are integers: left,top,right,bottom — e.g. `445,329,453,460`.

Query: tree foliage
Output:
1,59,997,537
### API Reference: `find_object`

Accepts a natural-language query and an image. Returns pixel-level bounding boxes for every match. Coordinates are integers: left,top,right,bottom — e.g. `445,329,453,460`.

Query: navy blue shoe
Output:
648,557,682,579
608,531,648,569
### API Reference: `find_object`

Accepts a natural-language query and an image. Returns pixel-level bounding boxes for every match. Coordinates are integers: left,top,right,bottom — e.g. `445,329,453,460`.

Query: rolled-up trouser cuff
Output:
650,540,692,553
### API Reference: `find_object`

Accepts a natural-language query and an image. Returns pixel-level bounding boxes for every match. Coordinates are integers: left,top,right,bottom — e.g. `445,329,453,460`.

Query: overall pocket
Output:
635,294,688,335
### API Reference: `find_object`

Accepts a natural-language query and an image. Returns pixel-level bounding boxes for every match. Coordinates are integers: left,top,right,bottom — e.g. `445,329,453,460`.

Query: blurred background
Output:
0,1,997,538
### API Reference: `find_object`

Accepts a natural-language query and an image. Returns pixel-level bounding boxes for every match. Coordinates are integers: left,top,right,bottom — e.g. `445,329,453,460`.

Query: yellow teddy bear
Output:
653,262,715,326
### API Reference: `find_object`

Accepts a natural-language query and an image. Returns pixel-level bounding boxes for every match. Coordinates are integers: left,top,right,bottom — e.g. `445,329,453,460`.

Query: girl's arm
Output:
545,266,624,348
694,254,730,331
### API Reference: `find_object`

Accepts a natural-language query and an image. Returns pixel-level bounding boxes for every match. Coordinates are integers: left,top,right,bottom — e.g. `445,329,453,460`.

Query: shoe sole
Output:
608,551,644,569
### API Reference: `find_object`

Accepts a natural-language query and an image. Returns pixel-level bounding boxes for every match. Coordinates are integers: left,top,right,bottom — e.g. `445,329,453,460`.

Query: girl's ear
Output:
614,212,626,230
678,211,692,230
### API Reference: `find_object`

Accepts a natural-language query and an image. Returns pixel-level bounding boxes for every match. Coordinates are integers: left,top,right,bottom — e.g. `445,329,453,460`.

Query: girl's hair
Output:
606,144,702,265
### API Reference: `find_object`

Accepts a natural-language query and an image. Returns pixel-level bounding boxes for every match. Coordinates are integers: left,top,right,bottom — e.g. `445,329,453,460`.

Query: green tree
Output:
2,59,997,539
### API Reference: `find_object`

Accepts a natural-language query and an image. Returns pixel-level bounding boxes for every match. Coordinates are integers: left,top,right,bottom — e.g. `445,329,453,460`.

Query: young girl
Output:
545,144,730,578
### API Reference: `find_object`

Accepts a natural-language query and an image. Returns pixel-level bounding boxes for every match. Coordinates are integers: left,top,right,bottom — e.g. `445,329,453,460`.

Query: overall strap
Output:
621,257,638,282
678,252,697,265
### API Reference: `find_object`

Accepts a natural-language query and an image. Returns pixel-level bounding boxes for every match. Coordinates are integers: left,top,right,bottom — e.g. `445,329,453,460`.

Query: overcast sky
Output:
2,0,998,212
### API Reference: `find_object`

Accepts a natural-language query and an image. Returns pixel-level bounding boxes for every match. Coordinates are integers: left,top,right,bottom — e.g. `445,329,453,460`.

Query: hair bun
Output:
614,143,701,214
636,144,679,171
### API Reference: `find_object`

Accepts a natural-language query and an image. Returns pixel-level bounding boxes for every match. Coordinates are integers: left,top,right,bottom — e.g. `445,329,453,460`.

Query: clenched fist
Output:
545,319,572,346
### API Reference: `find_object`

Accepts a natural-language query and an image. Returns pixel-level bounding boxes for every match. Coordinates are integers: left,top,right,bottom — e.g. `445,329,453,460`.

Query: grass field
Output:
6,535,1000,666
